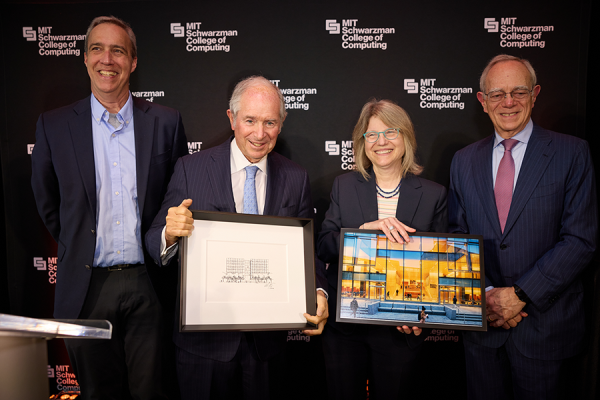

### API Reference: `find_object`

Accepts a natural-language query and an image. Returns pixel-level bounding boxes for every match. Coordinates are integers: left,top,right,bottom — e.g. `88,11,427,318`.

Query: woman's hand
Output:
360,217,415,243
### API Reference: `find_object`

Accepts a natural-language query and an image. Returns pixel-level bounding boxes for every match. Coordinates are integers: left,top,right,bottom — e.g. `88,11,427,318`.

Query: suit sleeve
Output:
145,156,189,266
431,184,448,233
516,141,597,312
171,111,189,165
31,113,61,243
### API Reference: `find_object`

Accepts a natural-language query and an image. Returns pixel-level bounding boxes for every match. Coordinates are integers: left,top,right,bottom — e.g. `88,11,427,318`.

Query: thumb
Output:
179,198,193,208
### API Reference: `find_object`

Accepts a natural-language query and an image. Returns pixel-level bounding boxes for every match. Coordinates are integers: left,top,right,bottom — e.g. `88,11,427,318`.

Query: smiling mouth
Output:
375,149,392,154
500,112,518,116
250,141,266,148
99,71,117,77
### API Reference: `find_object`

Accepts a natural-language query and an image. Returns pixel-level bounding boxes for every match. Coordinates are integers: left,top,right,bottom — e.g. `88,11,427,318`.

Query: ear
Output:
84,52,88,66
531,85,541,107
130,57,138,73
476,92,488,113
226,109,235,130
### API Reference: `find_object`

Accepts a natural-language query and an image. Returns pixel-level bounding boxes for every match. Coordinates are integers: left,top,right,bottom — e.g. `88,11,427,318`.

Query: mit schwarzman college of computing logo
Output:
22,26,85,56
325,140,355,171
403,78,472,110
33,256,57,284
325,19,394,50
170,22,237,53
484,17,554,49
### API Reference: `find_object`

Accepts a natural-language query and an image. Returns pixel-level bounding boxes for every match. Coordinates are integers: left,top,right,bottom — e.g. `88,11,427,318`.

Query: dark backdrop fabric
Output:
0,0,597,397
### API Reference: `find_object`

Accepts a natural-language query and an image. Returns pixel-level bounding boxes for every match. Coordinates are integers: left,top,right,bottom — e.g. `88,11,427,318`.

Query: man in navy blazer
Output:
31,16,187,399
145,76,328,400
449,54,597,399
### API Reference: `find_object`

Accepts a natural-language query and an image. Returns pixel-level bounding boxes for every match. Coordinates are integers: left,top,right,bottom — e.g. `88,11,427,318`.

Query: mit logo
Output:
325,20,340,34
325,141,340,155
170,23,184,37
23,27,36,41
403,79,418,94
484,18,499,33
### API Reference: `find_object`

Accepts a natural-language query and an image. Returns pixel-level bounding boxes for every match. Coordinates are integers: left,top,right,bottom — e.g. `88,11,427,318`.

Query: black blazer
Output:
31,95,188,319
317,169,447,343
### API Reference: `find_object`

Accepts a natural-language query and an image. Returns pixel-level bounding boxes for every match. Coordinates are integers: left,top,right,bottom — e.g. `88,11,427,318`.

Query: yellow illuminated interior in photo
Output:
341,232,481,306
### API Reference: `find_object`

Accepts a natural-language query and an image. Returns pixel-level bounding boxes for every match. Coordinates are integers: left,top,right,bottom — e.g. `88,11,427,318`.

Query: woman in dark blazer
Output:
317,99,447,399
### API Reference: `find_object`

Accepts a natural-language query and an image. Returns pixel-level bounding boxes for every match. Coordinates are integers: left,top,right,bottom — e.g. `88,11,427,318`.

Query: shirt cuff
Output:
316,288,329,300
160,226,179,264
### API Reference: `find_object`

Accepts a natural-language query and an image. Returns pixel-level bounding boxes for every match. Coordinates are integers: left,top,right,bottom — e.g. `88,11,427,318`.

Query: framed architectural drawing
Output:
180,211,317,332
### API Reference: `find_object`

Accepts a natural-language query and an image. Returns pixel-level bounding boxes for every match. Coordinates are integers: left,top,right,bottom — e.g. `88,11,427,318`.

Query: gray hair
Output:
479,54,537,93
229,76,287,123
85,16,137,59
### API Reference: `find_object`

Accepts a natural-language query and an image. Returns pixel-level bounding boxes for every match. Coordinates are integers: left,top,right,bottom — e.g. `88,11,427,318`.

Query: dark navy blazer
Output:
449,123,597,360
316,169,448,345
145,137,324,362
31,95,188,319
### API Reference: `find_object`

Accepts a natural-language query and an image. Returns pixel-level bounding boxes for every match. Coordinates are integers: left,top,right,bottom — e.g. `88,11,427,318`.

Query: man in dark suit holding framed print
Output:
146,76,328,400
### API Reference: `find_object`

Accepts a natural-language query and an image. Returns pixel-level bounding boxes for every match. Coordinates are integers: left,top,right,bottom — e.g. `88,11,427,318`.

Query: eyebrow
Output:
88,42,128,53
487,85,530,93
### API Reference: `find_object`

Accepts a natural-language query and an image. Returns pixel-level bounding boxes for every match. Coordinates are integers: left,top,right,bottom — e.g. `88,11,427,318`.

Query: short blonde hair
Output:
352,99,423,180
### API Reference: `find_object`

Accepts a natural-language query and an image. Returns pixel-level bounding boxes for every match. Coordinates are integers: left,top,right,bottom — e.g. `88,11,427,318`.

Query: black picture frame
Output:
180,210,317,332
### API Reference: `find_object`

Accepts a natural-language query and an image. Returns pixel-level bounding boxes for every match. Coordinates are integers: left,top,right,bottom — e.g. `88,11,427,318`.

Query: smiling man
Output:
31,16,187,399
145,76,328,400
448,54,597,399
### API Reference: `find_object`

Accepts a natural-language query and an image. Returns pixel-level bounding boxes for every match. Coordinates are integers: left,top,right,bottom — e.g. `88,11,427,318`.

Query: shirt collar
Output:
90,92,134,126
493,119,533,148
230,138,268,175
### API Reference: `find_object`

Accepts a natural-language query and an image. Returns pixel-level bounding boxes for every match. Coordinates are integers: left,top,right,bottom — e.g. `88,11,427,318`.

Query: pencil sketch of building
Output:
222,258,273,287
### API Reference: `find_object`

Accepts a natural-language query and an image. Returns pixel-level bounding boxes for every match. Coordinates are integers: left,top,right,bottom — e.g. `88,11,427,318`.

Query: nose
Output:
254,124,266,139
376,131,388,145
100,50,113,64
502,93,515,107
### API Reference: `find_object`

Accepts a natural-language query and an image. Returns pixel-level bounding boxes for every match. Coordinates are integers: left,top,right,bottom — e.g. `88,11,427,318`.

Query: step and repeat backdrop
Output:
0,0,592,396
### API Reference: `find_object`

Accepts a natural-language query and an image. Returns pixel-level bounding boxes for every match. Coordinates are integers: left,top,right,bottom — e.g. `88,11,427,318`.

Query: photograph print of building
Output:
337,230,486,330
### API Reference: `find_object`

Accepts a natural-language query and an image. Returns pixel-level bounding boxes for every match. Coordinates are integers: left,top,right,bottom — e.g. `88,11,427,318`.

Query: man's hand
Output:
486,287,527,328
396,325,422,336
165,199,194,247
303,291,328,336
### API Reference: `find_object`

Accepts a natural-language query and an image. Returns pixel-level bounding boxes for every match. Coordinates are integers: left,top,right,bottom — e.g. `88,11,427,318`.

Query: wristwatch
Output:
513,284,530,303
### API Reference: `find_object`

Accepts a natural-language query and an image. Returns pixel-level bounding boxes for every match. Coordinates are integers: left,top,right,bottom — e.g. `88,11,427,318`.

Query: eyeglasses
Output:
363,128,399,143
484,89,533,103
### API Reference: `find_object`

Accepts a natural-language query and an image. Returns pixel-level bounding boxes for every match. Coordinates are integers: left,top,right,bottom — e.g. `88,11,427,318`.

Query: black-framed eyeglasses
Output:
484,89,533,103
363,128,400,143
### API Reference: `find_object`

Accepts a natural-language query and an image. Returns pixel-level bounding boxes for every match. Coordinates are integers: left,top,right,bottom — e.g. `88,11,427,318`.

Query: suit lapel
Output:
356,170,378,223
396,175,422,225
472,136,502,234
264,153,282,216
208,139,236,212
69,97,97,215
503,125,554,237
132,98,153,217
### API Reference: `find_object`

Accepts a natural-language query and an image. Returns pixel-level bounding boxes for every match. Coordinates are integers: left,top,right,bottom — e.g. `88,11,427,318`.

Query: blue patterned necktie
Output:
243,165,259,214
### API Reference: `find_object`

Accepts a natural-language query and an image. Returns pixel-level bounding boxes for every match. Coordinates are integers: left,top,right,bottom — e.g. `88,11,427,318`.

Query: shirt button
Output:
115,191,119,195
113,162,117,166
116,221,120,225
112,133,116,138
85,265,91,270
117,250,121,254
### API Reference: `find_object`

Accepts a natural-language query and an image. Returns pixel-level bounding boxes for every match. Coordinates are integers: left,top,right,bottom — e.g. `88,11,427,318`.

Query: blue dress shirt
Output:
90,94,144,267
